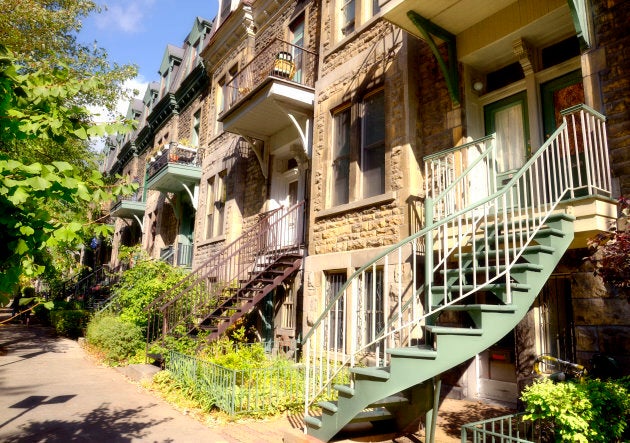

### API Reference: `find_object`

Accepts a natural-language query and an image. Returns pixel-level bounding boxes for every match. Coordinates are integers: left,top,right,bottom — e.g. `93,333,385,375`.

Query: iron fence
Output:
461,412,549,443
166,350,305,415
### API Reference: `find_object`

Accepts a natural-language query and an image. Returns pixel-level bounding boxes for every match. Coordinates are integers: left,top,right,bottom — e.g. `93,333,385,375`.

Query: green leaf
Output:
15,238,29,255
19,226,35,236
8,187,30,205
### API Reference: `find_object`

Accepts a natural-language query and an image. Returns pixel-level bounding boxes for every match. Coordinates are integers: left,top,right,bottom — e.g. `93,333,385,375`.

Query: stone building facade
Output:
102,0,628,414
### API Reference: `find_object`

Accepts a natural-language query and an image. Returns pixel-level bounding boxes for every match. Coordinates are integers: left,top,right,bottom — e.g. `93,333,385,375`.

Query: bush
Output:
50,309,90,338
522,377,630,442
86,314,144,364
110,259,188,330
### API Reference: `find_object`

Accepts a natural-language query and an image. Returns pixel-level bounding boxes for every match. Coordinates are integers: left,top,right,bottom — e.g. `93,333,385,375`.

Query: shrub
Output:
85,314,144,364
522,377,630,442
50,310,90,338
110,259,188,330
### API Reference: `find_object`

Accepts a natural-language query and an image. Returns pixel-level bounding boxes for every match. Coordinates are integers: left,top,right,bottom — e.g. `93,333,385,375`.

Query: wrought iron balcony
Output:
219,38,317,138
159,242,193,268
145,142,201,194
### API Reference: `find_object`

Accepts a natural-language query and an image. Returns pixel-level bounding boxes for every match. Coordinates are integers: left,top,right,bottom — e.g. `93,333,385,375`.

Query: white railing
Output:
302,104,611,421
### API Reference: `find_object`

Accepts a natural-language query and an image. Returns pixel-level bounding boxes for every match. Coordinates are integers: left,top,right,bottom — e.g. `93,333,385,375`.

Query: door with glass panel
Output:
485,92,530,188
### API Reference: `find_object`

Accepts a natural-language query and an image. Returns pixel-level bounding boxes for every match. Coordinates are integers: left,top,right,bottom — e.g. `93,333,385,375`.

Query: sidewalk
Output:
0,316,512,442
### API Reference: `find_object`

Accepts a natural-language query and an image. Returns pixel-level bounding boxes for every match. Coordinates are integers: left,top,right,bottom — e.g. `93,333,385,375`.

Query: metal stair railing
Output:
302,104,610,419
146,201,305,344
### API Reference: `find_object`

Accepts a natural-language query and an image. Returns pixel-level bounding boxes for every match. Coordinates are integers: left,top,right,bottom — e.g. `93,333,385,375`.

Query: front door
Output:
484,92,530,189
541,70,584,138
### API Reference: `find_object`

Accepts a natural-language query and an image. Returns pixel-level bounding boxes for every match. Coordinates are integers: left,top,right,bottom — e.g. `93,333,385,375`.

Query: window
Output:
340,0,356,37
332,106,351,206
281,286,295,329
359,268,384,350
361,90,385,198
220,0,231,20
191,110,201,147
329,88,386,207
372,0,380,15
290,15,305,83
325,272,347,351
205,172,226,239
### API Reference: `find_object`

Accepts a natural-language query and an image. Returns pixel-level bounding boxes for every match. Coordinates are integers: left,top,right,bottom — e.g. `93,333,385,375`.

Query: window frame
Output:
360,89,385,199
204,171,226,240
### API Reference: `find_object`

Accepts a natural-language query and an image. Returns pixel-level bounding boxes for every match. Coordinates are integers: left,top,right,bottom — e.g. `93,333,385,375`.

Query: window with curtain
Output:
361,89,385,198
332,106,351,206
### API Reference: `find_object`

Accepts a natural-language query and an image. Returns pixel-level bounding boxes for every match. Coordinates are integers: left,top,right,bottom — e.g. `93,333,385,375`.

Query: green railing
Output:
461,412,547,443
167,350,305,415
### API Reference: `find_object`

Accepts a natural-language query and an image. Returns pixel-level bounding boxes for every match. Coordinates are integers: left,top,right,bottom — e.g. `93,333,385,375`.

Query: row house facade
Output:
104,0,628,440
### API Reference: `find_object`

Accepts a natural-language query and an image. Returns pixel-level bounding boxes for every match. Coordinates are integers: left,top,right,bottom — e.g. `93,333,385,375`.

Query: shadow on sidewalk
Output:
1,401,174,443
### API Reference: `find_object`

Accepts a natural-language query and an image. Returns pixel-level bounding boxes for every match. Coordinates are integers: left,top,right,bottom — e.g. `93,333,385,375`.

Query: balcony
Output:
218,38,317,139
145,143,201,194
110,187,146,219
379,0,517,39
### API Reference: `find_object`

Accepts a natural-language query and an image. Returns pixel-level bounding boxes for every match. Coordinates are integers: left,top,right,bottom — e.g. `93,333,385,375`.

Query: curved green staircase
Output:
304,214,574,442
303,105,609,442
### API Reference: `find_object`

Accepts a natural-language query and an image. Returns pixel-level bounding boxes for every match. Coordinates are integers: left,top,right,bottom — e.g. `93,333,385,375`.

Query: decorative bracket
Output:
407,11,460,106
132,214,145,233
181,183,199,210
287,113,311,158
242,135,269,178
567,0,591,50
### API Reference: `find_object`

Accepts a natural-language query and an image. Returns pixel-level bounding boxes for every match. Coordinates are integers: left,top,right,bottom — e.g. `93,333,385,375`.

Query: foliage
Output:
588,196,630,289
0,45,136,299
50,309,90,338
198,333,267,370
85,314,144,364
0,157,136,298
110,258,188,330
0,0,137,115
522,377,630,442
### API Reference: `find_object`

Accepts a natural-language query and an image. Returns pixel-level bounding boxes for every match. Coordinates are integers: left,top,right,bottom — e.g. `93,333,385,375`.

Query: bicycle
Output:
532,354,587,382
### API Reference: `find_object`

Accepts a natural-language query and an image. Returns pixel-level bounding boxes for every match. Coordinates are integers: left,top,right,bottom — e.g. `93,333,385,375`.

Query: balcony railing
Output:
222,38,317,114
160,242,193,267
147,143,200,181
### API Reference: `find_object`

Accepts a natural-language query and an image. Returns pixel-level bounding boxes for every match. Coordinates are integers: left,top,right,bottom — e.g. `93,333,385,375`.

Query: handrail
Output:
145,206,283,312
303,104,611,417
146,201,305,344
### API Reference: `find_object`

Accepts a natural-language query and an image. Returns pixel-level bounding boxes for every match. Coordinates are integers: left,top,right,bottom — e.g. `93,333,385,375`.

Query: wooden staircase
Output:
198,252,303,340
302,105,611,442
146,202,305,345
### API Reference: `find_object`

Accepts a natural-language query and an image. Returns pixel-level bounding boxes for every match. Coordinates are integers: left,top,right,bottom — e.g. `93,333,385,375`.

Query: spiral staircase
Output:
302,105,611,441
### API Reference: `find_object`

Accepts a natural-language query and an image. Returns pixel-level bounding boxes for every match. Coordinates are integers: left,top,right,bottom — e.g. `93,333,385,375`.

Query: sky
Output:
79,0,218,115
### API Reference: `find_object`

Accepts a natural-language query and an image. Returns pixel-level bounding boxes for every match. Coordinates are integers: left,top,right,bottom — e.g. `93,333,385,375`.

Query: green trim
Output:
406,11,460,106
567,0,591,50
541,70,583,137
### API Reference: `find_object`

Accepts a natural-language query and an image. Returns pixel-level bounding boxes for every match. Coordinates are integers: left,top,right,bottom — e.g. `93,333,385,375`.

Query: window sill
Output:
316,191,396,220
198,234,226,247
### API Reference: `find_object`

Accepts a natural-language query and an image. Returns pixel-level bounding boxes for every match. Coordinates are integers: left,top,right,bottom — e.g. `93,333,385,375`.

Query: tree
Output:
0,45,136,300
0,0,137,169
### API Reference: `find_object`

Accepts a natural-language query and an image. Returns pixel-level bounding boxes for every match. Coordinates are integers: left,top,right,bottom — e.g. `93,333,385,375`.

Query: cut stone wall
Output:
592,0,630,196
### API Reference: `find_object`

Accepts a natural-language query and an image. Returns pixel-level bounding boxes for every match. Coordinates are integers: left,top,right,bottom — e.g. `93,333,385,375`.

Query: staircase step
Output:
425,325,483,336
350,366,390,380
431,282,531,294
439,304,517,313
304,415,322,429
441,263,543,276
369,392,410,408
334,384,355,397
387,345,438,359
457,244,555,260
350,408,394,423
318,401,338,413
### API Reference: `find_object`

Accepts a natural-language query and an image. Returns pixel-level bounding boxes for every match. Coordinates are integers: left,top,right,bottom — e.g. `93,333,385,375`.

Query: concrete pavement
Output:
0,313,511,442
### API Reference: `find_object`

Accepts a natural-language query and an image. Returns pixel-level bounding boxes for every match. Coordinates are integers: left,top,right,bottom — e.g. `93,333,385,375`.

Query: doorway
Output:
484,91,530,189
